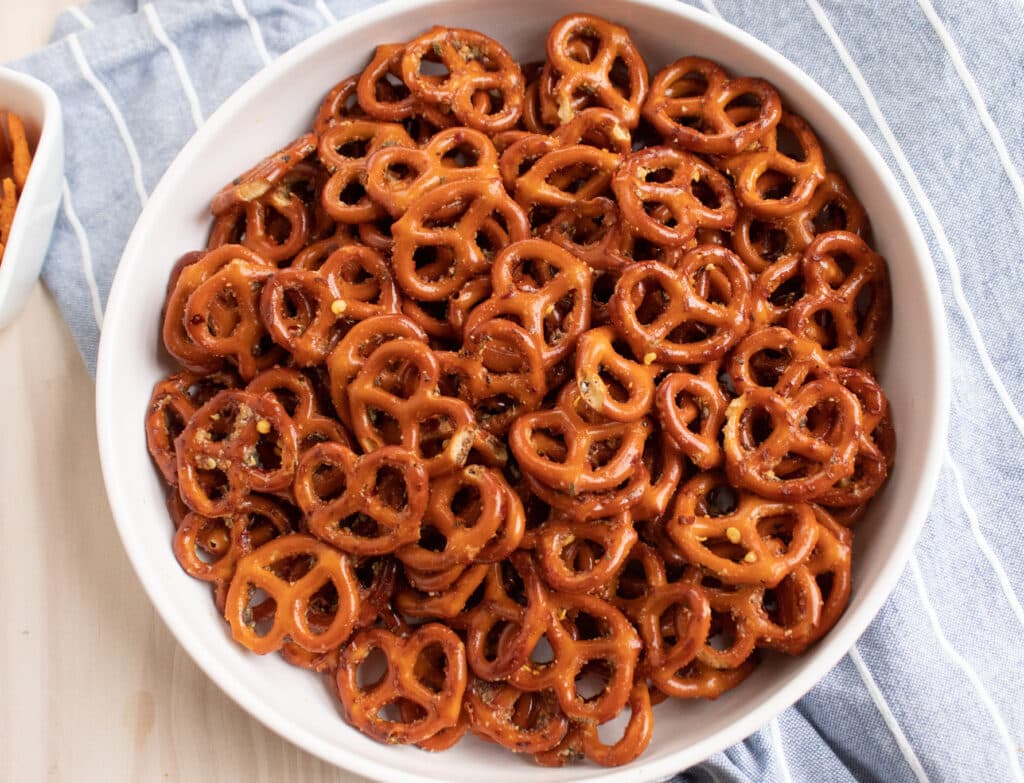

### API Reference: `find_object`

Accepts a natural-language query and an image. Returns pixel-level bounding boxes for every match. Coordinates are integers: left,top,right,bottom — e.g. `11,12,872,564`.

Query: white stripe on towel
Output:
67,34,148,207
945,449,1024,628
232,0,273,67
804,0,1024,440
315,0,337,25
769,718,795,783
848,645,931,783
908,556,1024,782
61,178,103,330
67,6,95,30
142,3,204,130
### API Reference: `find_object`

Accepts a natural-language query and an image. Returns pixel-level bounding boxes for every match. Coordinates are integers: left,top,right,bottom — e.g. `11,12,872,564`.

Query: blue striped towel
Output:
12,1,1024,780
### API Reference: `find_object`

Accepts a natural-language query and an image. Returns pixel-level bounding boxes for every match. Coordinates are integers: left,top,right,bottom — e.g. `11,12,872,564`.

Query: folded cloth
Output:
12,1,1024,780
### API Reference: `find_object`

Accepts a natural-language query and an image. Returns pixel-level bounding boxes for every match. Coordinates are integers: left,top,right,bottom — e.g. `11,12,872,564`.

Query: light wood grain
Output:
0,5,370,781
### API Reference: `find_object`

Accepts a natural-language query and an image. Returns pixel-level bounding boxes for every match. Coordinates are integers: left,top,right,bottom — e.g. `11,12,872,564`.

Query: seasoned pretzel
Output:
146,370,239,485
510,385,651,495
636,581,712,696
575,326,656,422
655,362,729,469
211,133,318,216
347,339,478,476
611,245,751,364
318,119,414,224
513,143,620,209
721,112,826,218
467,680,569,753
395,563,489,620
612,146,737,246
259,267,343,366
401,27,525,133
543,14,648,128
366,126,500,216
534,511,637,593
176,390,298,517
644,57,781,155
668,471,820,586
787,230,890,366
337,623,467,744
727,325,832,397
294,442,429,555
464,238,593,368
724,378,862,501
224,533,360,654
391,178,529,301
314,75,364,136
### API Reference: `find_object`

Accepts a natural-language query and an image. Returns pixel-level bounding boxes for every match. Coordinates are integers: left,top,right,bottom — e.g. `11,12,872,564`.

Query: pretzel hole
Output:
337,180,369,206
355,645,389,690
195,519,231,562
564,538,607,574
244,589,277,637
335,138,371,159
533,427,569,463
666,70,709,99
195,467,230,502
691,178,722,210
706,485,738,516
747,347,788,387
705,612,741,653
666,320,713,346
372,464,411,511
564,30,600,63
642,167,674,184
810,309,839,350
415,53,451,80
305,581,340,632
574,662,612,701
768,273,806,309
748,221,792,262
414,642,451,693
417,415,459,459
855,284,876,329
374,71,410,101
254,431,284,472
775,123,808,162
412,245,455,282
156,403,189,444
755,172,796,201
367,409,403,445
381,161,417,185
812,200,849,234
527,634,555,666
440,141,483,169
609,57,632,94
739,406,774,448
475,223,504,258
310,459,348,502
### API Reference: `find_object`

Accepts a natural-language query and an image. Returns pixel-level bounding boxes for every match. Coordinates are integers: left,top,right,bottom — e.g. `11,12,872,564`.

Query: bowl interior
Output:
96,1,947,781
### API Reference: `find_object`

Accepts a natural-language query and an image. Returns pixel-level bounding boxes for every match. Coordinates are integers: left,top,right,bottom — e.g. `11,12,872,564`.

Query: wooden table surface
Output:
0,4,367,781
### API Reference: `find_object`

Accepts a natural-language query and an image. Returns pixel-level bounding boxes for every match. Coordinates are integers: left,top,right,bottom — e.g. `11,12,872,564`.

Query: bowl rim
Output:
0,67,63,318
95,1,950,779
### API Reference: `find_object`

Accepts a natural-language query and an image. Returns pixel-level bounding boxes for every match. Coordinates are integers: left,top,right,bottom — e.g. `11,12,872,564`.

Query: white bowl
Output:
95,1,950,780
0,67,63,330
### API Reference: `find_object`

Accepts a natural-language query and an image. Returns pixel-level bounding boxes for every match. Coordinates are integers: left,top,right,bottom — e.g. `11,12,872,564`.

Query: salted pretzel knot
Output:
337,623,468,744
636,582,713,697
611,244,751,364
176,389,298,517
643,56,781,155
788,230,890,366
224,533,360,654
723,378,862,501
294,442,430,555
211,133,318,216
655,362,729,469
346,339,478,476
668,471,820,587
401,27,525,133
466,681,570,754
533,511,638,593
727,326,832,397
543,14,649,128
366,126,500,217
391,178,529,301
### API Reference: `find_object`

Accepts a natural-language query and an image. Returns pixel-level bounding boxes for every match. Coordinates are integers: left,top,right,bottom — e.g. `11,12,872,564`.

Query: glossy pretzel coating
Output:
147,16,897,769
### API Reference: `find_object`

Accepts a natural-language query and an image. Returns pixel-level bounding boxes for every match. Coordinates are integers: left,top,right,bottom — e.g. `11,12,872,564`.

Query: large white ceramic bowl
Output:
96,1,949,780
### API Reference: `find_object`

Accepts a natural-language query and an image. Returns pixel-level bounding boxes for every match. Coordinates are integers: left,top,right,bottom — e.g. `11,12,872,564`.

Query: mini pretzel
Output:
211,133,318,216
366,126,500,216
224,533,360,654
727,326,832,397
356,44,419,121
337,623,467,744
542,14,648,128
636,582,712,697
533,681,653,767
612,146,737,246
259,267,343,366
513,144,620,209
574,326,656,422
173,495,292,586
396,465,511,571
146,370,239,485
787,230,890,366
176,390,298,517
721,112,826,218
183,258,277,380
644,57,781,155
395,563,489,620
534,511,638,593
401,27,525,133
466,680,569,754
611,245,751,364
391,178,529,301
732,172,868,273
723,378,862,501
347,339,478,476
510,384,650,495
318,119,414,224
464,238,593,368
314,75,363,136
668,471,820,586
239,184,312,265
511,588,641,724
294,442,429,555
325,314,428,427
655,362,729,469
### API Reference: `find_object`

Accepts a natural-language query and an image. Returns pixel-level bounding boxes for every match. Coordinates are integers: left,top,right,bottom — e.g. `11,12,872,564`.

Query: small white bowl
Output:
0,67,62,330
96,1,950,781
